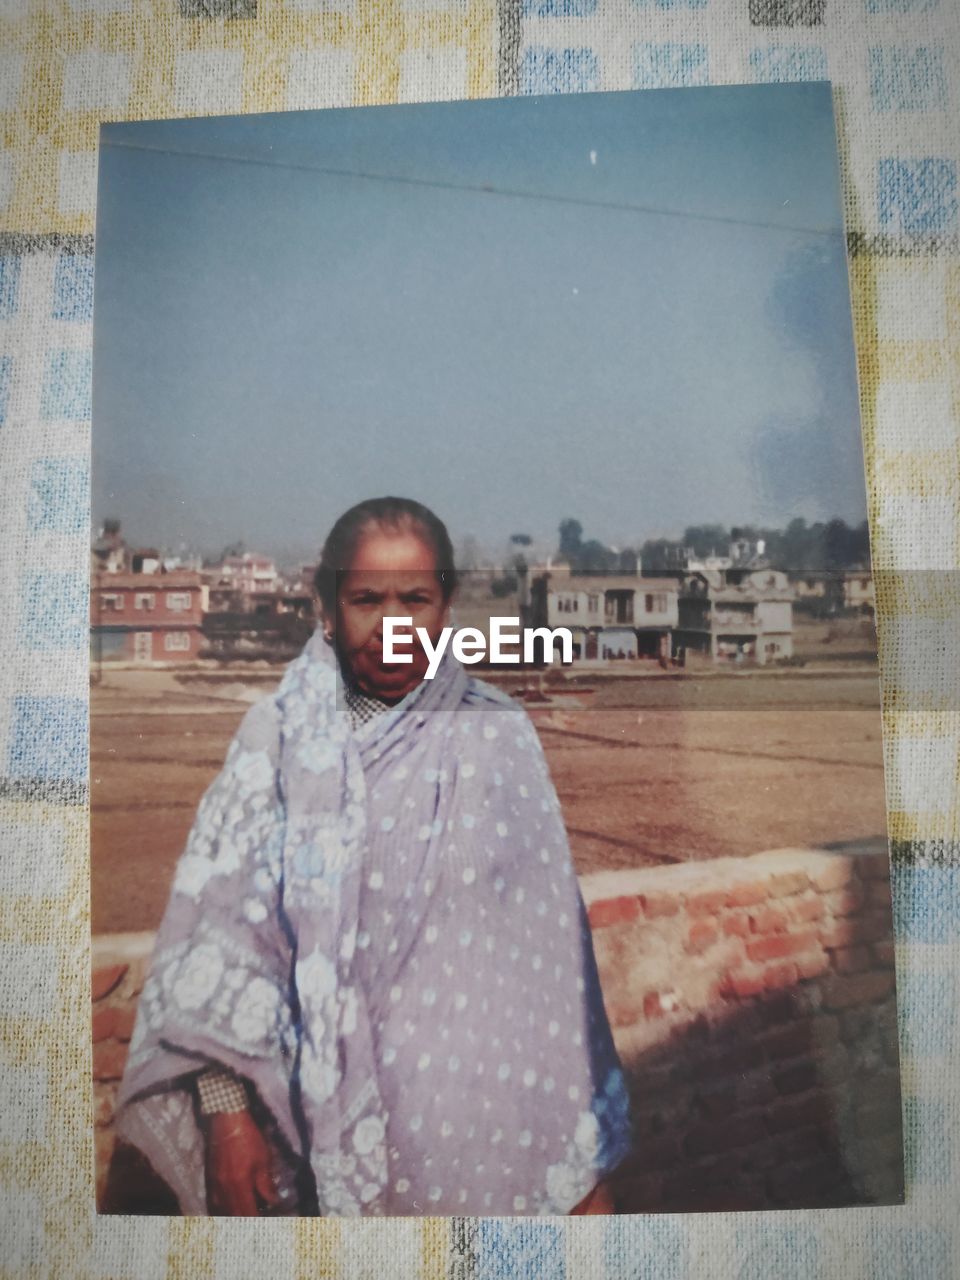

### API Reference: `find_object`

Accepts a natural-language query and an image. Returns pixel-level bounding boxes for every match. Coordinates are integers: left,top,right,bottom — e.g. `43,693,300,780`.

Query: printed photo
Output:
90,84,904,1216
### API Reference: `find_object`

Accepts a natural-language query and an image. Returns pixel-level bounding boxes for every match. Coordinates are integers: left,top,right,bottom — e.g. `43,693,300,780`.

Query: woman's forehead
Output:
344,528,438,576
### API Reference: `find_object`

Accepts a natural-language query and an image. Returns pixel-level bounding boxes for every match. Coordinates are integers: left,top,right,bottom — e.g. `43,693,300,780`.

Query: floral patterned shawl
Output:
116,630,631,1216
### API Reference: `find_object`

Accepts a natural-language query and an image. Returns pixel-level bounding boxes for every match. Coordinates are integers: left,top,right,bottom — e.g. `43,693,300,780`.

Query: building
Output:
843,569,874,616
533,571,678,663
91,571,205,665
676,567,794,665
219,553,278,597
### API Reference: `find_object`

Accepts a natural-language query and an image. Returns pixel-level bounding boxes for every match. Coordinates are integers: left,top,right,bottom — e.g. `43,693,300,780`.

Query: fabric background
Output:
0,0,957,1275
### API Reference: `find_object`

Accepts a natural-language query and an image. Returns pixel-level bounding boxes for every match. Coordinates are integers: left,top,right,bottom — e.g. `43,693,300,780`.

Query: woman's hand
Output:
204,1112,280,1216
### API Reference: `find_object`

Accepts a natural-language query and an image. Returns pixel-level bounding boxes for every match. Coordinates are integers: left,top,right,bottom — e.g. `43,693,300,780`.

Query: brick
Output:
685,919,719,955
796,951,830,980
822,883,866,917
833,945,872,975
822,971,895,1011
790,893,825,924
762,1021,812,1061
718,969,766,1000
93,1039,129,1082
622,1134,680,1173
872,940,896,968
822,913,891,948
746,1126,825,1171
726,880,769,908
867,879,892,909
768,870,809,897
810,859,858,893
92,1006,115,1043
697,1086,738,1121
774,1061,820,1096
722,911,751,938
841,1006,877,1043
92,964,128,1002
854,1104,901,1141
685,1112,767,1158
814,1045,850,1086
811,1015,841,1047
766,1092,835,1135
764,961,799,990
588,896,641,929
686,889,728,916
858,1074,902,1114
737,1071,778,1109
858,850,892,880
747,930,819,963
709,1040,765,1076
749,905,790,934
639,891,679,919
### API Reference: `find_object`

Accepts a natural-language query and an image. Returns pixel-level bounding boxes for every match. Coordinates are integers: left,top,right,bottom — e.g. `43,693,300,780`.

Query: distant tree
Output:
490,574,518,598
558,519,583,559
220,540,245,561
640,538,684,571
509,533,532,547
682,524,729,558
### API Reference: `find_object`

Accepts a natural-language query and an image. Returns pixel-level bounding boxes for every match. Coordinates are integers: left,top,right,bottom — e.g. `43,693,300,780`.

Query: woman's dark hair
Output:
314,497,458,613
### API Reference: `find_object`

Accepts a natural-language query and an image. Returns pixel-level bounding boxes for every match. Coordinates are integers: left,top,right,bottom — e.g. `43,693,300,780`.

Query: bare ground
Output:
91,665,887,934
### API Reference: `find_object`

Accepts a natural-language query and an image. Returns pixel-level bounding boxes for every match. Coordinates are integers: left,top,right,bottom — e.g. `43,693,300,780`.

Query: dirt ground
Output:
90,664,888,934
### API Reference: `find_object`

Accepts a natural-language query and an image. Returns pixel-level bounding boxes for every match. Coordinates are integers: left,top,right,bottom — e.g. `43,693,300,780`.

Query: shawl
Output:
116,630,631,1216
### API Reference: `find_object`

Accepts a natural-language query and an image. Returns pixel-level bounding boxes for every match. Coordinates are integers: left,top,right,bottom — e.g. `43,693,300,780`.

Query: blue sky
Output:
94,84,866,565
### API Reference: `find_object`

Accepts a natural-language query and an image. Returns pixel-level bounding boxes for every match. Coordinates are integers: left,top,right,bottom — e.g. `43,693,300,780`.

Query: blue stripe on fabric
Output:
7,697,87,783
0,255,21,319
878,158,957,234
520,47,600,95
604,1217,688,1279
893,865,960,944
0,354,11,426
632,0,707,7
748,44,827,81
27,457,89,533
866,0,939,11
734,1224,821,1277
634,42,708,88
870,45,947,111
41,350,92,420
522,0,597,15
867,1227,951,1279
476,1221,564,1280
52,253,94,322
19,572,88,651
903,1096,951,1186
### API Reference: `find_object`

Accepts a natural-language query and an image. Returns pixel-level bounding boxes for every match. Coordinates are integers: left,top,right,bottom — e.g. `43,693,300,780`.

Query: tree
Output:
558,519,583,559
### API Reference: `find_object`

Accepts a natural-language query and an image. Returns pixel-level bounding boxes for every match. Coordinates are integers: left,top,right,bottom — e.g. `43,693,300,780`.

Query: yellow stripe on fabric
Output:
0,0,497,233
168,1218,218,1280
420,1217,449,1280
294,1215,343,1280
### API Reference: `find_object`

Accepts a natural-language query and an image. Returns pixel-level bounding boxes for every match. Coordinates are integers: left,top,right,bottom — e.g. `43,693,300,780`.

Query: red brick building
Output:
91,571,205,664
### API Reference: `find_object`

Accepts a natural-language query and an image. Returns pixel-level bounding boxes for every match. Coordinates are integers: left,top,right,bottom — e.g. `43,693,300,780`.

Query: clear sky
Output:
93,83,866,567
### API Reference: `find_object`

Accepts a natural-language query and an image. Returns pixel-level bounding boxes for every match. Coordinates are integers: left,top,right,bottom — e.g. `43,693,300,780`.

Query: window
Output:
134,593,155,611
100,594,123,612
166,592,191,612
587,594,599,614
164,631,190,652
645,594,653,613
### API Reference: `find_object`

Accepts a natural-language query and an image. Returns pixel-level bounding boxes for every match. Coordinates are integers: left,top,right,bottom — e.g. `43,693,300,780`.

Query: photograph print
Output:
89,83,904,1217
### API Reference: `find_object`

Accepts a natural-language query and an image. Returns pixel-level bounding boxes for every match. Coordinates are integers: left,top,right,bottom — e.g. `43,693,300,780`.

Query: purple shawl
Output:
116,630,630,1215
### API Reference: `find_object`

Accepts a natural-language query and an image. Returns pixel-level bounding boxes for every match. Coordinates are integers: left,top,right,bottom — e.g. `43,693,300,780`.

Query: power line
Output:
102,137,840,239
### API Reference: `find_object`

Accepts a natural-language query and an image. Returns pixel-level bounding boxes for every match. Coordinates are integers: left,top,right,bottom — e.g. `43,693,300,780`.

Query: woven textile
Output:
0,0,957,1275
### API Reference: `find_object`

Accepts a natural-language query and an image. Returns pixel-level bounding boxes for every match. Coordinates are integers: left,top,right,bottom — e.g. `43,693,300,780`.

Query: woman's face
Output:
331,525,451,701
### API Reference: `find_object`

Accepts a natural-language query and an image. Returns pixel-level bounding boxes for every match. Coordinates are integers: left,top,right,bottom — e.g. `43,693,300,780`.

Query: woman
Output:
115,497,631,1216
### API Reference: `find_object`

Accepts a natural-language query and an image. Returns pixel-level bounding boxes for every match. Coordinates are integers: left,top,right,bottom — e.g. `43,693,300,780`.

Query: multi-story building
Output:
533,571,678,663
91,571,205,664
220,553,278,597
676,567,794,665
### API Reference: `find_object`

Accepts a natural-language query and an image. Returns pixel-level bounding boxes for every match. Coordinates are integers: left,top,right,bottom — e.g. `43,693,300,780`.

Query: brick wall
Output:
92,845,903,1213
583,844,903,1211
